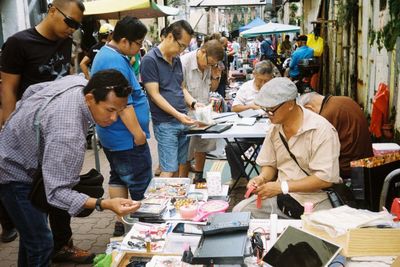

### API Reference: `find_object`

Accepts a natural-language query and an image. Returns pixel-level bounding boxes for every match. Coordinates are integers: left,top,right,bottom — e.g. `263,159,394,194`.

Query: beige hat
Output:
99,23,114,34
255,77,298,108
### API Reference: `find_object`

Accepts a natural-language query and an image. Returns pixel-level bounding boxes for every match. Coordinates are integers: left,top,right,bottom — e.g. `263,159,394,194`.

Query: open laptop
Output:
263,226,341,267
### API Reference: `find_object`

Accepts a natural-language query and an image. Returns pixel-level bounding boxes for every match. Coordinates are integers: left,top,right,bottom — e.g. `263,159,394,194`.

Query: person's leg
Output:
111,144,152,201
233,195,291,219
225,141,252,180
0,199,18,242
104,147,129,237
50,207,95,263
153,122,181,177
177,124,190,178
0,182,53,266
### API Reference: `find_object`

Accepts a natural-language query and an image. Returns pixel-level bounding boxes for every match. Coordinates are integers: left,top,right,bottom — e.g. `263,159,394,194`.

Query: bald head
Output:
297,92,324,113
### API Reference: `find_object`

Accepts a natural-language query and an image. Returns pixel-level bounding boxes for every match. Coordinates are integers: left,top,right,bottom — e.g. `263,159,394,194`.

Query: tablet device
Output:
263,226,341,267
205,124,233,133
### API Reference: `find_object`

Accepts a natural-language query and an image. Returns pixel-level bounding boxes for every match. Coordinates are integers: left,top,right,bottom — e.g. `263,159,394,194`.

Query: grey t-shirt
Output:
141,47,187,124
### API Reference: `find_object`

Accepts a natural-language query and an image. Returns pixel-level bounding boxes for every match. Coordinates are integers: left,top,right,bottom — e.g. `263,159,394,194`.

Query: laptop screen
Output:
263,226,341,267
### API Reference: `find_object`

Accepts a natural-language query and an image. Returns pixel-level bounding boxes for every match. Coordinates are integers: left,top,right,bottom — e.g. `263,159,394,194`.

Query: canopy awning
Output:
83,0,180,19
240,22,300,38
239,17,266,32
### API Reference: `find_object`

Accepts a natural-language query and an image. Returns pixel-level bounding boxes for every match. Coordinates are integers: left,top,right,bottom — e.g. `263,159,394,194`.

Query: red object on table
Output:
391,198,400,221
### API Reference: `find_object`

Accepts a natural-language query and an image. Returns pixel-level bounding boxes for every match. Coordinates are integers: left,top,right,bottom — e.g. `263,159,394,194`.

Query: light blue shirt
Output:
289,45,314,78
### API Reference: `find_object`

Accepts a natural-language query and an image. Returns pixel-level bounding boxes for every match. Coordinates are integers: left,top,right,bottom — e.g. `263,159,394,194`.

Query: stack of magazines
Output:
130,197,168,219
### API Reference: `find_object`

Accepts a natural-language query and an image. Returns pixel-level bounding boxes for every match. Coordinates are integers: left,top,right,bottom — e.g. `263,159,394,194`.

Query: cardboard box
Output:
302,219,400,257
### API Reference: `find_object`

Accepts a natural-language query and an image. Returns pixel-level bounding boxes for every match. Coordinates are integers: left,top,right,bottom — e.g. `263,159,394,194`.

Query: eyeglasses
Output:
261,101,286,116
205,52,219,68
132,39,144,47
174,37,187,51
49,4,82,30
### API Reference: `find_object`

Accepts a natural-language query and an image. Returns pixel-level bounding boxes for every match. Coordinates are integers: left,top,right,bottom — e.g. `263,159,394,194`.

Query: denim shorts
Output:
104,143,152,200
153,122,190,172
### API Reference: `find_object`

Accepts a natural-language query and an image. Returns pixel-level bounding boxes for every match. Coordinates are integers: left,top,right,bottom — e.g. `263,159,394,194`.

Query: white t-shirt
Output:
232,79,259,107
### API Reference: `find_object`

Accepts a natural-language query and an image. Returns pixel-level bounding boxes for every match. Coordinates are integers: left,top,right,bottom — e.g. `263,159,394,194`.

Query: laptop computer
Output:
263,226,341,267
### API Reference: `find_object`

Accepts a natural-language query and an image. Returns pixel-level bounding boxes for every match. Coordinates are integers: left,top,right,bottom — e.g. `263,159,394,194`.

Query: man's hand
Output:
134,130,147,146
177,113,196,125
255,181,282,199
104,198,141,217
247,175,265,190
249,103,261,110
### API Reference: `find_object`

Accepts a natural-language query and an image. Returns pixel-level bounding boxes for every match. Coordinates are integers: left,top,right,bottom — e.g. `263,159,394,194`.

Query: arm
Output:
118,105,146,145
232,103,260,112
255,174,332,199
79,56,91,80
84,197,141,217
1,72,21,125
144,82,195,125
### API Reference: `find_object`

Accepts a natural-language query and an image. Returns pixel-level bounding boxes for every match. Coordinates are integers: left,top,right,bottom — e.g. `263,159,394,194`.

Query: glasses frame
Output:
50,4,82,30
131,40,144,47
174,37,187,51
205,52,219,68
261,101,286,116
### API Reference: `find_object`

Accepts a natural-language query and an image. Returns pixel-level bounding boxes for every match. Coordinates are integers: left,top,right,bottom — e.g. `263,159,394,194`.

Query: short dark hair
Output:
202,39,224,61
165,20,194,40
83,69,131,102
52,0,85,12
160,27,167,38
113,16,147,43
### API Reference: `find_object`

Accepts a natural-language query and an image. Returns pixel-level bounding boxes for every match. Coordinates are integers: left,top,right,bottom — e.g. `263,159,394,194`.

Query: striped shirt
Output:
0,75,94,216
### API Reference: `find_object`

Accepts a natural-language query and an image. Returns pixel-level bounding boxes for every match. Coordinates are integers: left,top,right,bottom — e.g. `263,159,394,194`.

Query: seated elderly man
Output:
226,60,280,181
298,92,373,179
233,77,341,219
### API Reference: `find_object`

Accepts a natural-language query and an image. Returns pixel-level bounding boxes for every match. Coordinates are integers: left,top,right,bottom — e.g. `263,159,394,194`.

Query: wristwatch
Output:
191,100,197,109
95,198,104,211
281,181,289,195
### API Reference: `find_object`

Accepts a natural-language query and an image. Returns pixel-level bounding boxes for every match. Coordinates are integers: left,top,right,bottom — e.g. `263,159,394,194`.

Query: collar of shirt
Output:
154,46,179,68
105,44,130,63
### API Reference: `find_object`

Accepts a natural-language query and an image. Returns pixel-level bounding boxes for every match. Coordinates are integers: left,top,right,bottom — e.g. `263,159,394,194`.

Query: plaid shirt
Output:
0,75,94,216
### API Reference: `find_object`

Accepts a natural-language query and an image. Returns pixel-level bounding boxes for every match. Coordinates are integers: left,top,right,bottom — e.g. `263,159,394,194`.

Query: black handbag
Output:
278,132,358,209
29,168,104,217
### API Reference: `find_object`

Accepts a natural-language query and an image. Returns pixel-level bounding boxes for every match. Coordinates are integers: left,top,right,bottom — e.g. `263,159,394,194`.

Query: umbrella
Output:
239,17,266,32
83,0,179,19
240,22,300,38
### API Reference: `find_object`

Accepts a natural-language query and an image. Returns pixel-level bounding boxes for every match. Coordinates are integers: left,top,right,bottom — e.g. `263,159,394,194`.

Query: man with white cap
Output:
233,77,341,219
80,23,114,80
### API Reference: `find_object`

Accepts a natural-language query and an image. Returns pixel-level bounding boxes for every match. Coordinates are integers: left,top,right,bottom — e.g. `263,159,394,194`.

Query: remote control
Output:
202,220,249,236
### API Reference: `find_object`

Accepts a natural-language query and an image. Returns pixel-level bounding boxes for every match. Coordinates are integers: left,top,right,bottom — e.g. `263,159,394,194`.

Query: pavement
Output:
0,128,247,266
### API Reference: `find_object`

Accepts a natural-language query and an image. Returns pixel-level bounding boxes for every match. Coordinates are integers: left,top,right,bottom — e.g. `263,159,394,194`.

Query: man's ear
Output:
84,93,95,106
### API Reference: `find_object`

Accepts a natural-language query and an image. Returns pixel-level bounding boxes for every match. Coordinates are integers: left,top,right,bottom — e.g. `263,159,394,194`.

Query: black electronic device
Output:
172,223,203,235
201,211,250,236
205,123,233,133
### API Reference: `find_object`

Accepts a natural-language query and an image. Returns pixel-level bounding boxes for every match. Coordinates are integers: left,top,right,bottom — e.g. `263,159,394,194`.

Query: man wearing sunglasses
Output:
0,0,94,264
0,70,141,266
141,20,198,178
234,77,342,219
91,16,151,238
180,39,225,180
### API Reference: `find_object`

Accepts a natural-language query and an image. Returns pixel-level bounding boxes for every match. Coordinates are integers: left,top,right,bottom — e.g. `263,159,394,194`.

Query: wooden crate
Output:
303,219,400,257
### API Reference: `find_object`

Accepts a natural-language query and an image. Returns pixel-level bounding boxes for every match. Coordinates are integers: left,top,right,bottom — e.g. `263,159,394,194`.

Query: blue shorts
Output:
153,122,189,173
104,143,152,200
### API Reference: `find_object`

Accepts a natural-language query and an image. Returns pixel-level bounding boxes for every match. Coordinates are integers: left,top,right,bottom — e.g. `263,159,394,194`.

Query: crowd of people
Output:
0,0,373,266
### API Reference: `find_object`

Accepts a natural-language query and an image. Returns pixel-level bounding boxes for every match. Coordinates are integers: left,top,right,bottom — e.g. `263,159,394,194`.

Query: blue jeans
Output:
153,122,190,173
104,143,152,200
0,182,53,267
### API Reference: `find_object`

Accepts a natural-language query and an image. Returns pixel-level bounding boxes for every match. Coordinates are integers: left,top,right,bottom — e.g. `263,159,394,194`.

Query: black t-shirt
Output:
1,27,72,100
87,41,106,63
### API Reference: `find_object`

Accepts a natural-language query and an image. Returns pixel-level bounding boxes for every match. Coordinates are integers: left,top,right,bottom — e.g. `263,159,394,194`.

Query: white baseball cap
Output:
255,77,298,108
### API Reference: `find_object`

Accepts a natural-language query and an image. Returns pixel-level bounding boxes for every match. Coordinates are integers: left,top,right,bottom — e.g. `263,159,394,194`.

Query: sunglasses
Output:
49,4,82,30
91,85,133,96
261,101,286,116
